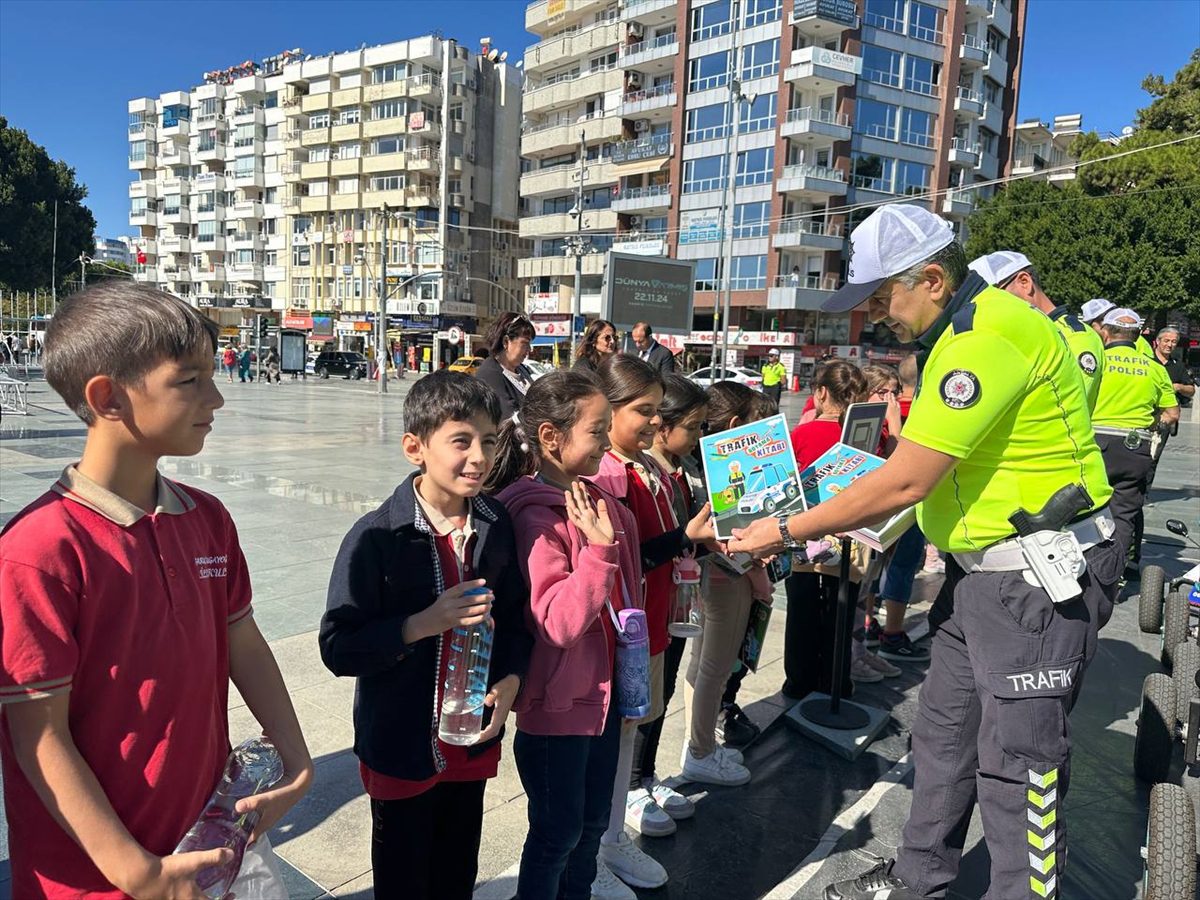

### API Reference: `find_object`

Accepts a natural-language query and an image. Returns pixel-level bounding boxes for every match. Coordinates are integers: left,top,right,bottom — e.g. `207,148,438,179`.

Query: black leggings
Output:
630,635,687,788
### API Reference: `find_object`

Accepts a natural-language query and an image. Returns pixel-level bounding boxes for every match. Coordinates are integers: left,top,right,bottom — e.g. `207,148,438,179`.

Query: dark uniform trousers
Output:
1094,433,1154,565
894,540,1120,899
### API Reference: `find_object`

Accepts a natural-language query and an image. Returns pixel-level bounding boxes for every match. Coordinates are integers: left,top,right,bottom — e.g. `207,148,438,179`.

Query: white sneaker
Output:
600,832,668,888
863,652,901,678
850,657,884,683
649,779,694,820
682,742,744,769
591,861,637,900
681,747,752,786
625,787,676,836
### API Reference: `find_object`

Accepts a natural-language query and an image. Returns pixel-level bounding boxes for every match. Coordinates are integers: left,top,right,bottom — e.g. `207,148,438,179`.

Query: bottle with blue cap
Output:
439,585,494,745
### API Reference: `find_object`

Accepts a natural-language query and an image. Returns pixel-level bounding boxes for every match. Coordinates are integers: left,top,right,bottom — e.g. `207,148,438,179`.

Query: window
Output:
234,249,256,265
291,278,310,301
733,201,770,238
129,140,146,161
979,127,998,155
689,52,731,92
740,94,777,133
542,195,574,214
856,98,898,140
907,2,943,43
852,153,894,192
292,245,311,266
983,78,1001,106
735,147,774,186
369,174,405,192
197,191,215,213
372,100,404,120
337,108,360,126
335,142,361,159
862,45,901,88
234,124,256,147
308,181,329,197
292,216,312,234
198,220,216,242
308,113,330,129
686,104,730,143
905,56,941,96
896,160,931,196
232,156,257,175
544,65,580,87
691,0,732,42
986,27,1006,55
864,0,903,32
683,156,727,193
584,187,613,210
643,215,668,236
901,108,935,146
372,134,405,155
130,197,147,215
730,255,767,290
694,258,722,292
336,177,358,194
743,0,781,27
197,129,218,152
264,187,277,204
197,98,218,121
372,64,408,84
163,195,181,215
589,51,617,72
741,39,780,81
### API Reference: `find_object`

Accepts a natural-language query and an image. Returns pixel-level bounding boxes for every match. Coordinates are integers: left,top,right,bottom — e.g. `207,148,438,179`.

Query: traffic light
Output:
258,316,271,341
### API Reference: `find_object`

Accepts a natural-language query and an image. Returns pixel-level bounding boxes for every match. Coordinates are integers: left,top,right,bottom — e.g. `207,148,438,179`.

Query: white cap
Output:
823,204,956,312
1080,298,1115,323
768,348,780,356
1102,307,1143,329
967,250,1031,286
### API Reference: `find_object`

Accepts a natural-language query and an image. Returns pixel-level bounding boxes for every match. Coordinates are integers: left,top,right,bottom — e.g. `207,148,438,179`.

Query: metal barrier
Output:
0,372,29,415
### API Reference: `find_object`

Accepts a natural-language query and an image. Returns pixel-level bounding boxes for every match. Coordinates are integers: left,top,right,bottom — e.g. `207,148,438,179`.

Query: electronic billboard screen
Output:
602,252,695,335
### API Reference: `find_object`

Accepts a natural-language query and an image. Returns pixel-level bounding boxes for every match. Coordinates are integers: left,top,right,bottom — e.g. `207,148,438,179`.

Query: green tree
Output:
1138,48,1200,133
0,116,96,293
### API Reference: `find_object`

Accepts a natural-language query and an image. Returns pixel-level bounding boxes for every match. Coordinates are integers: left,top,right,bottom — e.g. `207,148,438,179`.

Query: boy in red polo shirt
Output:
0,284,313,899
319,371,531,899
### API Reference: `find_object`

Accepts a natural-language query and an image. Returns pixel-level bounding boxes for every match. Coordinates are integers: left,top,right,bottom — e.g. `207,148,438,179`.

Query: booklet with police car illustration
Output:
699,413,805,541
798,442,916,552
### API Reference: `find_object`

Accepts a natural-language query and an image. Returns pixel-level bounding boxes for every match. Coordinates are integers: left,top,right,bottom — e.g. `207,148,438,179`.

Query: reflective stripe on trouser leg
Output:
1026,767,1058,898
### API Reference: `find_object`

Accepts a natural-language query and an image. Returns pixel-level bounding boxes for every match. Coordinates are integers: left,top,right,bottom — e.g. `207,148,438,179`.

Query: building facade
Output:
1013,112,1081,181
93,237,134,266
518,0,1027,349
128,38,525,350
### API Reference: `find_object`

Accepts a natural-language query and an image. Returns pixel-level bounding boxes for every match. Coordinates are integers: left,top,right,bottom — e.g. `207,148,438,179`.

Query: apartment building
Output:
518,0,1026,349
93,237,134,266
1013,112,1082,181
128,37,525,346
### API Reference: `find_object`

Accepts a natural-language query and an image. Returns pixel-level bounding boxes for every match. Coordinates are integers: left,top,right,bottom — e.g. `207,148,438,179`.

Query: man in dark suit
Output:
631,322,676,374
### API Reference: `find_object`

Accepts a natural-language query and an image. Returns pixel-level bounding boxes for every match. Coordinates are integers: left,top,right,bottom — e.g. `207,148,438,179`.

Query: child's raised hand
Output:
407,579,492,642
565,481,615,545
477,673,522,743
685,502,716,544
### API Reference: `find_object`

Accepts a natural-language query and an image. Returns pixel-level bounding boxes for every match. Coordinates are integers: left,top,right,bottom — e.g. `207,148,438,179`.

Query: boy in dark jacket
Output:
319,371,532,899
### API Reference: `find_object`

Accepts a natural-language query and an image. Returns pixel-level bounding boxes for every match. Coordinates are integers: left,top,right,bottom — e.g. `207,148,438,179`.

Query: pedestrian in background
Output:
222,343,237,383
631,323,676,375
477,312,537,420
239,345,253,383
575,319,619,373
760,349,786,405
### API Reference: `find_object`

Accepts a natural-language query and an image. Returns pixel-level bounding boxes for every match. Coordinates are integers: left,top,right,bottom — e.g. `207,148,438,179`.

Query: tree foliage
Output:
0,116,96,293
966,51,1200,322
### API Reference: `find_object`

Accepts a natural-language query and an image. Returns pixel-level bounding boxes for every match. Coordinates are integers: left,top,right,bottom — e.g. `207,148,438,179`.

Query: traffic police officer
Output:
1081,298,1154,358
761,348,787,405
728,205,1120,900
1090,307,1180,573
969,250,1106,410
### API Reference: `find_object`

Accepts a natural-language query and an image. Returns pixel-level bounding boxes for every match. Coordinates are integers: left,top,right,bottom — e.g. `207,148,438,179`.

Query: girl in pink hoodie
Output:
488,370,643,900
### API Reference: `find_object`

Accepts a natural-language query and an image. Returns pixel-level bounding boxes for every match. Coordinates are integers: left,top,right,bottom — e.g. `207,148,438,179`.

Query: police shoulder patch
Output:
939,369,981,409
1078,351,1098,375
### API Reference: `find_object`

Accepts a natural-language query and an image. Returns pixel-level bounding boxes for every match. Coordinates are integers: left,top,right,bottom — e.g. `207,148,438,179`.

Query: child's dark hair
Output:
861,363,899,396
705,381,775,432
659,374,708,429
596,353,663,407
44,283,220,425
484,370,605,493
813,359,868,413
403,370,501,440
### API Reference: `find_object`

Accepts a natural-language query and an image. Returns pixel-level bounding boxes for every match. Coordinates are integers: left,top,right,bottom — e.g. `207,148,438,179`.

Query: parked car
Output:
305,352,319,375
313,351,368,380
524,360,556,381
688,366,763,391
447,355,484,375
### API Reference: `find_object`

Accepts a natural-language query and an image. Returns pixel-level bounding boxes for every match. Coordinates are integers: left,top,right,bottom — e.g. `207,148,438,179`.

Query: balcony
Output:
622,0,675,20
526,0,609,31
194,141,226,162
519,209,618,239
160,117,191,138
518,253,607,280
521,161,615,197
767,274,840,310
233,74,265,96
981,100,1003,134
195,172,226,191
129,208,157,227
233,105,264,126
523,68,622,116
331,121,361,144
406,146,438,173
525,21,620,74
612,183,672,213
772,218,844,252
785,46,861,90
521,113,623,156
230,167,265,188
409,73,441,100
133,267,160,283
781,106,852,143
363,80,409,103
196,235,226,252
332,86,362,108
963,0,995,17
362,152,404,174
159,234,191,254
792,0,860,38
330,156,361,177
129,180,157,199
619,81,677,117
947,137,981,167
620,32,678,69
228,263,264,282
777,163,847,198
161,207,191,226
128,121,157,141
954,87,984,118
300,160,329,181
941,189,975,219
301,93,331,114
233,199,263,220
160,148,191,168
959,33,990,68
129,153,156,171
195,204,225,222
201,265,227,283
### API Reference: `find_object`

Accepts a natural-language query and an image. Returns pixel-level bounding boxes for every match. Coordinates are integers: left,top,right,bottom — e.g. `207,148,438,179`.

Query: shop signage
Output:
533,316,573,337
813,48,863,75
610,134,671,165
283,315,313,329
526,293,560,314
794,0,858,27
612,239,666,256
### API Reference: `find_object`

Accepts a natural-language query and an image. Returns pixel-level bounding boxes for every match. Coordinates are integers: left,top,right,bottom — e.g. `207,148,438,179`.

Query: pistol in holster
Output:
1007,485,1094,604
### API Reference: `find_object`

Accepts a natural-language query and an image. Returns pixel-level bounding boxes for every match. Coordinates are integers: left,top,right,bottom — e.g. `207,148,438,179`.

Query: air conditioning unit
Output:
634,118,650,132
627,72,643,90
629,216,642,228
216,114,226,122
628,22,645,40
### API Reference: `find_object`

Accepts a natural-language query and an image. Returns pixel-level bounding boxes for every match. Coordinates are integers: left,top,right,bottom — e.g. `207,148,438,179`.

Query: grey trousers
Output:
894,541,1120,899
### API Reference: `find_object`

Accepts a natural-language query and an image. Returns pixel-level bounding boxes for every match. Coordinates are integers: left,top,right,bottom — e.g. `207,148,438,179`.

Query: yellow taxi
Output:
447,355,484,375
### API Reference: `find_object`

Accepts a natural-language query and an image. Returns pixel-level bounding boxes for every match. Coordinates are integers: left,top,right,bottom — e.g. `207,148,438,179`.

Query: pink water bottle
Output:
669,556,703,638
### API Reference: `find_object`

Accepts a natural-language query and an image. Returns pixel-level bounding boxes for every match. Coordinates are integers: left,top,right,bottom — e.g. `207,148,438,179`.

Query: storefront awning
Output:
611,157,670,177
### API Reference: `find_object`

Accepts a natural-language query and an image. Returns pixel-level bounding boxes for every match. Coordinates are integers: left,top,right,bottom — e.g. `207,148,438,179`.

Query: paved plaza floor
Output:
1,372,1197,899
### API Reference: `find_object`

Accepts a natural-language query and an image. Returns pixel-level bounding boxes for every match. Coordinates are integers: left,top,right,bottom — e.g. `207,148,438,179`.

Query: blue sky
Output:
0,0,1195,240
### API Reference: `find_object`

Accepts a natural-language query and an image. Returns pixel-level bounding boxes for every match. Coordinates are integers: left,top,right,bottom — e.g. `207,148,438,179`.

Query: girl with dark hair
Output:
789,359,867,469
476,312,536,418
573,319,618,373
588,356,713,891
490,371,644,900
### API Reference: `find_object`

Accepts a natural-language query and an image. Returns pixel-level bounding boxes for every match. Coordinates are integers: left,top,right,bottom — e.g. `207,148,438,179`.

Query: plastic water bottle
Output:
669,556,703,638
613,608,651,719
173,737,285,899
439,586,494,745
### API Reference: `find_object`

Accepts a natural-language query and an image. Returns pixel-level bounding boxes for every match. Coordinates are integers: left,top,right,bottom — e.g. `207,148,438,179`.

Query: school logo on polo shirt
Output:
1078,351,1098,375
939,369,981,409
